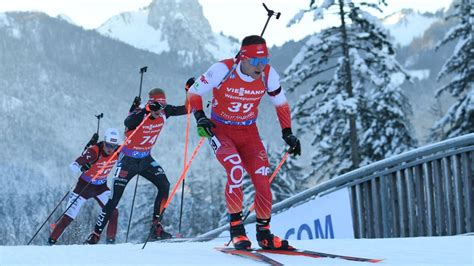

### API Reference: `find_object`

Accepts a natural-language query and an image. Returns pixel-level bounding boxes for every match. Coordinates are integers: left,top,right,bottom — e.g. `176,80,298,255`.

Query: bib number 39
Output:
228,102,253,113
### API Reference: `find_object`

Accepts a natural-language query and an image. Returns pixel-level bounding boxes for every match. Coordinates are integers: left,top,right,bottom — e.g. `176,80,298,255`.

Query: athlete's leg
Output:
95,188,118,242
49,179,90,243
237,127,272,220
93,156,137,235
140,156,170,217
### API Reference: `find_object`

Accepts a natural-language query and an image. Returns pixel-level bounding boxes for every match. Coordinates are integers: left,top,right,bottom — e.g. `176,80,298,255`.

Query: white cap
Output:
104,128,122,145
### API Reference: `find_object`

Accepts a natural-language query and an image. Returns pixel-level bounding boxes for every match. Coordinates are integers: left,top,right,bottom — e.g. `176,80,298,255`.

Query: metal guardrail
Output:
200,133,474,239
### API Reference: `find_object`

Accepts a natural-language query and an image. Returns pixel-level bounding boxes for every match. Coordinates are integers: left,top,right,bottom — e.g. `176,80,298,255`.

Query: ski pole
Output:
83,113,103,152
178,101,192,236
232,3,281,70
138,66,147,97
29,112,103,245
26,185,74,245
242,151,290,222
125,66,148,243
27,114,152,245
225,151,289,246
261,3,281,37
95,113,103,135
142,137,205,249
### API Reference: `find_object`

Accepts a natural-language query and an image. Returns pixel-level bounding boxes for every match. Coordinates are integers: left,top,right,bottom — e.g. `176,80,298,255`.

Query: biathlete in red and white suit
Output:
48,128,121,245
187,35,301,250
85,88,187,244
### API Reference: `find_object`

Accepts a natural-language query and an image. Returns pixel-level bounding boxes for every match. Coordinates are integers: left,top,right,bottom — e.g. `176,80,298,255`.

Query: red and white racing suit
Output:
188,59,292,219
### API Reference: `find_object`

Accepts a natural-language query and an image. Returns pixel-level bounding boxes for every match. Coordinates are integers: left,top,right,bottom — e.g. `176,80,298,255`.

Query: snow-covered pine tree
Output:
430,0,474,140
285,0,417,182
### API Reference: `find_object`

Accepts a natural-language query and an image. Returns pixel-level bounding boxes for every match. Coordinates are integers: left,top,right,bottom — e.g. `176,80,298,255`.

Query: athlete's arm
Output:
187,62,229,112
71,146,99,173
164,105,187,118
267,66,292,130
124,109,147,131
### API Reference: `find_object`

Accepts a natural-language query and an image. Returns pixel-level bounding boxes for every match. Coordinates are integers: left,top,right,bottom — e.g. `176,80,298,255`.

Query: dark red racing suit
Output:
50,142,119,242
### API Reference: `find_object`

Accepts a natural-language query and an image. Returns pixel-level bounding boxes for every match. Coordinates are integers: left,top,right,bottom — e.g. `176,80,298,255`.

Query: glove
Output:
282,128,301,156
129,96,141,112
185,77,195,91
148,102,165,112
194,110,215,138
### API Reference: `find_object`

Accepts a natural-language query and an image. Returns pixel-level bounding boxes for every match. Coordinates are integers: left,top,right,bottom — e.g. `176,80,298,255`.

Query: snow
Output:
0,13,10,27
56,14,76,26
382,10,440,47
0,13,21,39
1,236,472,265
95,6,237,61
96,9,171,55
204,32,240,60
408,69,430,81
1,96,23,111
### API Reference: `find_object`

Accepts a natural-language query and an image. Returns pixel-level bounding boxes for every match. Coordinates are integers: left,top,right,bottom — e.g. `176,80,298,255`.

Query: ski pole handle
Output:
138,66,148,97
95,113,103,134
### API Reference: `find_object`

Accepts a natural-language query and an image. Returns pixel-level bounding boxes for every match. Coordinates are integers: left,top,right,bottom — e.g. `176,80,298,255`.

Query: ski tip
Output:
368,259,384,263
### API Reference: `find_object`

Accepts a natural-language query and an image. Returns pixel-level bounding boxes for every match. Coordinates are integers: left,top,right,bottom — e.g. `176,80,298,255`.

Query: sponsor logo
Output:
285,215,335,240
142,124,163,130
96,210,107,227
200,75,209,84
255,166,270,176
257,150,268,161
118,169,128,178
226,87,265,96
223,154,244,193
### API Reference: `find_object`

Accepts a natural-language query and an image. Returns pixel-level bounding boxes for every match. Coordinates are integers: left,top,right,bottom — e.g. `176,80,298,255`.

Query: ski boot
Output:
84,231,101,245
47,237,56,246
256,219,292,250
229,212,251,250
150,215,172,240
106,238,115,244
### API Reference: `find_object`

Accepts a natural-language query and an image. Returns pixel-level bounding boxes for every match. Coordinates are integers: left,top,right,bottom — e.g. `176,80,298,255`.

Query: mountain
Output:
0,10,295,245
382,9,444,47
0,11,225,245
96,0,239,66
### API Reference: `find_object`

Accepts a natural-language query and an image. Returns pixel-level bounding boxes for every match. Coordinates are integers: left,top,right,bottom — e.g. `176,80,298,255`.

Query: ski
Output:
216,247,283,266
218,247,383,263
256,248,383,263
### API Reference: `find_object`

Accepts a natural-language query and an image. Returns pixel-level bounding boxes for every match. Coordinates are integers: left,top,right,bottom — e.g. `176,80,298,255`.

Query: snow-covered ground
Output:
1,236,472,265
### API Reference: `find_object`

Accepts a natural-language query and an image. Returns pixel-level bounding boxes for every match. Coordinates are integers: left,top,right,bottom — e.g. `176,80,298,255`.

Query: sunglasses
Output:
248,57,269,67
105,142,118,149
149,101,165,111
